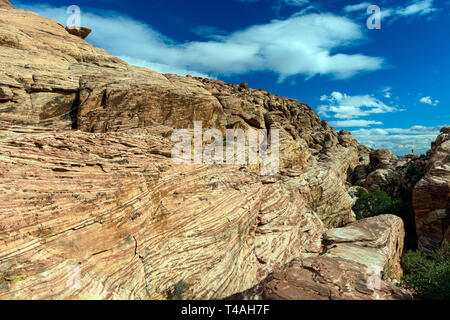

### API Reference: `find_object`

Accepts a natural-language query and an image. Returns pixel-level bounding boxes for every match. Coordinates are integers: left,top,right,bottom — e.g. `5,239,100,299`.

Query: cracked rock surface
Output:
0,1,413,300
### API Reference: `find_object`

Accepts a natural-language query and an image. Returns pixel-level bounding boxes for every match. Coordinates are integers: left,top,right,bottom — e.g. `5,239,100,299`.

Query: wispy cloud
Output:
396,0,437,16
344,0,439,22
16,3,384,81
329,119,383,127
343,2,373,13
318,92,399,120
382,86,392,99
419,96,439,106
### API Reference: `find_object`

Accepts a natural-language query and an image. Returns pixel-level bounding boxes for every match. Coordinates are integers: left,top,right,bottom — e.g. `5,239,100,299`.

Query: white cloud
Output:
190,25,227,38
280,0,310,7
344,0,438,21
351,125,445,155
419,96,439,106
16,3,384,80
382,86,392,98
117,56,209,78
343,2,373,13
397,0,437,16
318,92,399,119
329,120,383,127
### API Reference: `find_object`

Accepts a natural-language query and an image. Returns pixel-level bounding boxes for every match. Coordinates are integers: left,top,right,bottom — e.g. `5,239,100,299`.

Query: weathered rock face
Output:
323,215,405,281
0,123,326,300
370,149,398,170
231,215,411,300
0,0,13,10
65,26,92,40
364,169,399,195
413,127,450,253
0,6,368,229
361,150,427,199
0,5,409,300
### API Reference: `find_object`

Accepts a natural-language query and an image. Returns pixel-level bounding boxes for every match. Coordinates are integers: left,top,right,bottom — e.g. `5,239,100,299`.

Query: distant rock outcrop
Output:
358,149,427,199
413,127,450,253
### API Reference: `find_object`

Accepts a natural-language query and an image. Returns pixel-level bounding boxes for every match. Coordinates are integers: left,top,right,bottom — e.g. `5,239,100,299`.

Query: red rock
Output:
65,26,92,39
232,215,411,300
0,5,408,300
413,128,450,253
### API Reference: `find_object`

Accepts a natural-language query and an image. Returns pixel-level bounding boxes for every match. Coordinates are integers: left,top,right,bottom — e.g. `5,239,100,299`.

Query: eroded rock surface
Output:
65,26,92,39
0,0,13,10
0,123,325,299
413,127,450,253
231,215,411,300
323,215,405,281
0,4,413,300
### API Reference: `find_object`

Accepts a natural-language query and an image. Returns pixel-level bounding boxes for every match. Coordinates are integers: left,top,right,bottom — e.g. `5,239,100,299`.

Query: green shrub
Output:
353,189,403,220
401,242,450,300
166,280,188,300
405,164,425,187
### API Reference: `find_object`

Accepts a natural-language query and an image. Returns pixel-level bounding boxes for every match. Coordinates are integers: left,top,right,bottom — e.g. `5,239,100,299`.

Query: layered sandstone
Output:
231,215,410,300
0,2,411,300
0,0,13,10
413,127,450,253
0,123,326,299
0,4,367,228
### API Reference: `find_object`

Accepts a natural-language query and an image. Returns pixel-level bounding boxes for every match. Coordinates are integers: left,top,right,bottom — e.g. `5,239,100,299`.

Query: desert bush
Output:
401,242,450,300
353,189,403,220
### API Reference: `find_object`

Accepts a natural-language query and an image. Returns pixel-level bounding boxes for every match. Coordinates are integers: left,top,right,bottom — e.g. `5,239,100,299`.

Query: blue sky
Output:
12,0,450,155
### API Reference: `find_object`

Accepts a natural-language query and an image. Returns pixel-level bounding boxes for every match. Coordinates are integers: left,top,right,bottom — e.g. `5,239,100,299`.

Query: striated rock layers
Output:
0,0,13,10
0,3,410,300
413,127,450,253
231,215,410,300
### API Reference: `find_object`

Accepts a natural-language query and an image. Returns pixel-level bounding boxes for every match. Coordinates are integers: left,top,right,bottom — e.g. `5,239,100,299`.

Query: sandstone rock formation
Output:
370,149,398,170
360,149,426,198
0,4,367,228
0,3,412,300
0,0,13,10
0,123,327,299
323,215,405,281
231,215,411,300
65,26,92,40
413,127,450,253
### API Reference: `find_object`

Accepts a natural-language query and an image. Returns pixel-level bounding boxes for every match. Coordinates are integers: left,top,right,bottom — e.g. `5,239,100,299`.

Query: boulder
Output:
323,215,405,281
232,215,410,300
348,186,367,206
65,26,92,39
353,164,369,183
370,149,398,170
364,169,398,195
